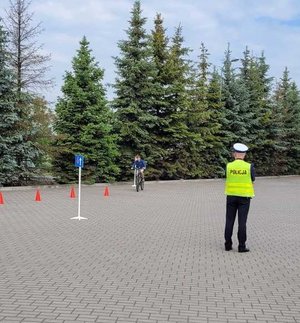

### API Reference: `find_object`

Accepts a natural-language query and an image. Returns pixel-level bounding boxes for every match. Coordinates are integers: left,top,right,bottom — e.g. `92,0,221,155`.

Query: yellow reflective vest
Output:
225,159,255,197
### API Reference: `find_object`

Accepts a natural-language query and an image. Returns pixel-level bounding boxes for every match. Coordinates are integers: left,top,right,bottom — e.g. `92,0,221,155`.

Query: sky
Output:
1,0,300,107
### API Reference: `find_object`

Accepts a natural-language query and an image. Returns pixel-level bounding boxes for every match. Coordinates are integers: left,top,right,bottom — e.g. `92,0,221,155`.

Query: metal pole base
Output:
70,216,87,220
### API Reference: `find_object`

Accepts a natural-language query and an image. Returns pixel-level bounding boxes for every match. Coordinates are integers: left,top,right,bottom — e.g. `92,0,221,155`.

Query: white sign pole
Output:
132,168,136,187
71,164,87,221
78,166,82,218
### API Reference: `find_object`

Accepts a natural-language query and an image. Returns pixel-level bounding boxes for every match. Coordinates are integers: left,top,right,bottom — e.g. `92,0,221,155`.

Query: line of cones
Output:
0,185,111,205
70,185,110,197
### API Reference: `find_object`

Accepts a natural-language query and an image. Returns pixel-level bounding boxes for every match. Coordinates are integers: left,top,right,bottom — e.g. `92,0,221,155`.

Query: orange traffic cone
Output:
103,186,110,197
70,186,76,198
0,192,4,205
35,189,41,202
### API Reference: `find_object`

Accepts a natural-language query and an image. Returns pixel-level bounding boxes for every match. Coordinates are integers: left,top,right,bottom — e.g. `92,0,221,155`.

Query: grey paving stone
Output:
35,313,59,320
0,310,21,316
0,177,299,323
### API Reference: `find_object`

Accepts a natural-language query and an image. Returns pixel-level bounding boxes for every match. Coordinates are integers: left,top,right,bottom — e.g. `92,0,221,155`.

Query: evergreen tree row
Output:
1,0,300,186
107,0,300,181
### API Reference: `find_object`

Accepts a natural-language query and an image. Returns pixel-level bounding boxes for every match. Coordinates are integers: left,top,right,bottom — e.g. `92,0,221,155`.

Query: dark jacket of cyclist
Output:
132,159,146,170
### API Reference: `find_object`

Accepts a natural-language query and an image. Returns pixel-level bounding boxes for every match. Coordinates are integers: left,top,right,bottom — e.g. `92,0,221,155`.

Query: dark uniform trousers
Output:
224,196,251,249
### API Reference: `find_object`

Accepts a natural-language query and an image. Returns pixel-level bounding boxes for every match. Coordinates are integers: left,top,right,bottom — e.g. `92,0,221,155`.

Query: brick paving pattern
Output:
0,176,299,323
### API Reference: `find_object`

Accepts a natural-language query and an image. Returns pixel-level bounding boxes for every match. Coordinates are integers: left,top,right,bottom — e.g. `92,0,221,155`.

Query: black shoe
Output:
225,243,232,251
238,248,250,253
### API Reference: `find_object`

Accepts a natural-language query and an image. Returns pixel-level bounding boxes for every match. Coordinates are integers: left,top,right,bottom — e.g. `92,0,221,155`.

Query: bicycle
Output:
135,168,144,192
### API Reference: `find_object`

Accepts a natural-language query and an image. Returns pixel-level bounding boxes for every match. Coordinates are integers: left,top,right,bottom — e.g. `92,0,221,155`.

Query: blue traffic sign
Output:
74,155,84,168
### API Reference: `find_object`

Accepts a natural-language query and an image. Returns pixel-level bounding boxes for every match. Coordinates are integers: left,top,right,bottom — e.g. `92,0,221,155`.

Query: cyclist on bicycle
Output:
132,154,146,180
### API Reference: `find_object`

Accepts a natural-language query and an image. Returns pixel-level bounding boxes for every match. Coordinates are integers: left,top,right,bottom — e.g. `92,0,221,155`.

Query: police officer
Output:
224,143,255,252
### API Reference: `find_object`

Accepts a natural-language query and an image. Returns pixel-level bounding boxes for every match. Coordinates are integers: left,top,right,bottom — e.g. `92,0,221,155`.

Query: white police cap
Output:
233,143,248,153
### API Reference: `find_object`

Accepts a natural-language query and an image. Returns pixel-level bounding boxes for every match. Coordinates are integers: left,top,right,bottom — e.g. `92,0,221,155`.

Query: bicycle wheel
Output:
136,174,140,192
141,177,144,190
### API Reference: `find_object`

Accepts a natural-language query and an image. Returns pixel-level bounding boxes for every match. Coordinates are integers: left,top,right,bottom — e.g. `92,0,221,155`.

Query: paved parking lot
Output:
0,176,299,323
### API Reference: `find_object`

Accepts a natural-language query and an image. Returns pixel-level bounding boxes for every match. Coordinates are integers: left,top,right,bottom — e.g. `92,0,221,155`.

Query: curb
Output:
0,175,299,192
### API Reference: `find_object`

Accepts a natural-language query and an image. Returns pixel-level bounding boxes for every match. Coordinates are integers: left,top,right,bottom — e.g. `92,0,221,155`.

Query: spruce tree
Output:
221,46,250,152
186,43,211,177
240,50,274,174
186,43,210,178
4,0,54,184
0,23,17,185
273,68,300,174
205,67,228,177
53,36,119,183
113,0,157,180
159,25,191,179
0,22,36,185
148,13,170,179
287,82,300,174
